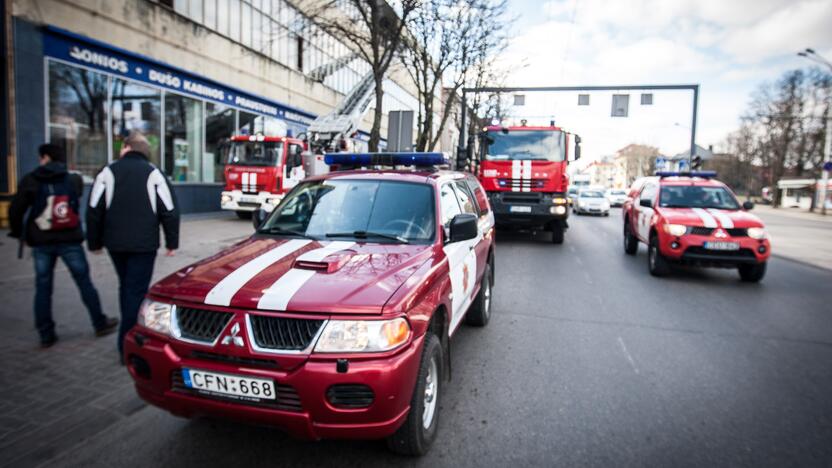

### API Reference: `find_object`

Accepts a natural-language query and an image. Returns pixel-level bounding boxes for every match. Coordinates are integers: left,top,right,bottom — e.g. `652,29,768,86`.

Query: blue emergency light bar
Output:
655,171,717,179
324,152,448,167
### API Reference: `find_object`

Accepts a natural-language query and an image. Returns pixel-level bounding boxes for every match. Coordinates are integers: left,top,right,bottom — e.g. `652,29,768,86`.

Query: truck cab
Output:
477,125,577,244
220,135,307,217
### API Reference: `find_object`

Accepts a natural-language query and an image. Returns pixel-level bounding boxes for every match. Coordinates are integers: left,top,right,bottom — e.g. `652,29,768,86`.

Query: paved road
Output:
4,210,832,467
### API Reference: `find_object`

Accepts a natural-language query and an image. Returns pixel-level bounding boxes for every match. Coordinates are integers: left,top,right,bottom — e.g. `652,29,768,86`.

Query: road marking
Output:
618,336,640,375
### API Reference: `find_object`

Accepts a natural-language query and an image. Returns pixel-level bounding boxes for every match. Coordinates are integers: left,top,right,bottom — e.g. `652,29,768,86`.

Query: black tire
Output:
387,333,443,456
236,211,252,220
738,262,766,282
648,234,670,277
466,262,492,326
623,221,638,255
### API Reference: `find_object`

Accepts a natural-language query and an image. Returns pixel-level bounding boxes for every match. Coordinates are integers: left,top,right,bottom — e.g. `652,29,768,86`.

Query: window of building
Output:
164,93,204,182
204,0,217,30
110,79,162,168
238,110,259,135
513,94,525,106
47,61,109,182
611,94,629,117
578,94,590,106
216,0,228,36
189,0,204,24
641,93,653,105
229,0,241,41
206,103,235,182
241,2,252,46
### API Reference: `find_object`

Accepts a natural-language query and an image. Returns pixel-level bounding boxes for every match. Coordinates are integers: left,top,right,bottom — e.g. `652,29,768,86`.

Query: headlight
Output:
747,227,767,239
314,317,410,353
138,299,173,335
663,224,688,237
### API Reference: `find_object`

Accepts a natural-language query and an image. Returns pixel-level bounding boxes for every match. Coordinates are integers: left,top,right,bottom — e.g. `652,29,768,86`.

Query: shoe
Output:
95,317,119,337
40,334,59,348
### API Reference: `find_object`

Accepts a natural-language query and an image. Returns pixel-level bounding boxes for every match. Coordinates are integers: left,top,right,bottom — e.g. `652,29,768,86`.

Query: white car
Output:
574,189,610,216
606,189,628,207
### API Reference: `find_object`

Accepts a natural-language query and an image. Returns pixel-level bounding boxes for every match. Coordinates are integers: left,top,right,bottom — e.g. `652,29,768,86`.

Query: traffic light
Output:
691,155,703,170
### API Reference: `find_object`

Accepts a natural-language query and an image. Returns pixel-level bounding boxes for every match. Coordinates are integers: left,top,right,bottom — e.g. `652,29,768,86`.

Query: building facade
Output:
3,0,427,214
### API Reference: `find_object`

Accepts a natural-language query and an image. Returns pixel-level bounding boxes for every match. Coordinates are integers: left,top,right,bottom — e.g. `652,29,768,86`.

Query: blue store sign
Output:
43,26,316,126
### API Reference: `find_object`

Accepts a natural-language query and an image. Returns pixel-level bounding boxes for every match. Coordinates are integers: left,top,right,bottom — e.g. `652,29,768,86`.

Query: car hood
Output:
657,207,764,228
150,237,434,314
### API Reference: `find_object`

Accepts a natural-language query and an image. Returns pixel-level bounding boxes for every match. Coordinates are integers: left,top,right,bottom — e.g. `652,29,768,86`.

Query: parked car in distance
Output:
606,189,628,207
574,188,610,216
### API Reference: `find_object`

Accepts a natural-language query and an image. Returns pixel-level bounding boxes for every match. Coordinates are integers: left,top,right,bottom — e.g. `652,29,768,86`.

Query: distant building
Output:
583,156,617,188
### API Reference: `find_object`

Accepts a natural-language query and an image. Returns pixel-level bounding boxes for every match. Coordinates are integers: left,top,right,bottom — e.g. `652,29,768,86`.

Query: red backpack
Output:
33,175,80,231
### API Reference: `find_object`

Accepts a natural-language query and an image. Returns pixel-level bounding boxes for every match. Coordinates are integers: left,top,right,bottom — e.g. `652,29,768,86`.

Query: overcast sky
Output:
496,0,832,164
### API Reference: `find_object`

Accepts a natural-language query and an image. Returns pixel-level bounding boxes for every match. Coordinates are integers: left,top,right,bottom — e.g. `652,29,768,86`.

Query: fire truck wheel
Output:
235,211,252,220
387,333,443,456
738,262,766,282
648,234,670,277
623,221,638,255
551,225,565,244
465,262,492,326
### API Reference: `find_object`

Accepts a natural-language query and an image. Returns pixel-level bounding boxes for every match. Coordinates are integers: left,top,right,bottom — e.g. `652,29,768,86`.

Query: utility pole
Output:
797,48,832,215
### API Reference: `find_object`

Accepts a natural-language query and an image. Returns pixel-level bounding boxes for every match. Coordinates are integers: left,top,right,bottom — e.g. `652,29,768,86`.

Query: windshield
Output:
658,185,740,210
227,141,283,166
260,179,436,243
484,130,565,162
580,191,604,198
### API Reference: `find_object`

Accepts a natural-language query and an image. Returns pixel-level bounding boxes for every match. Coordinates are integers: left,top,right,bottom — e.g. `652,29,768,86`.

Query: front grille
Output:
501,192,542,204
249,315,325,351
688,227,714,236
170,370,302,412
238,201,260,208
684,246,756,259
498,178,545,190
191,351,280,369
727,228,748,237
326,384,374,409
176,307,233,343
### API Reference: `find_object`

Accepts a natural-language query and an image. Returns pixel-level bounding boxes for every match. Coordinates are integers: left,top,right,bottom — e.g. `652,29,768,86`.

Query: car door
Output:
635,183,657,241
283,143,306,190
440,182,480,334
458,178,492,286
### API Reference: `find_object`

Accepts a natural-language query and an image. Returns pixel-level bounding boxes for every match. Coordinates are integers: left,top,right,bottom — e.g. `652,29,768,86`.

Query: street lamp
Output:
797,48,832,215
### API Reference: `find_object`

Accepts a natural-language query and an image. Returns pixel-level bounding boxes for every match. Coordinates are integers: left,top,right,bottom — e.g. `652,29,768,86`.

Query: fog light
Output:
128,354,151,380
221,195,232,204
552,205,566,215
671,241,680,249
552,197,567,204
758,245,767,254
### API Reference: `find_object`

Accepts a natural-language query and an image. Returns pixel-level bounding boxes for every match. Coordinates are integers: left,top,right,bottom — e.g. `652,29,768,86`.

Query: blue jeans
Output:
109,251,157,355
33,243,106,339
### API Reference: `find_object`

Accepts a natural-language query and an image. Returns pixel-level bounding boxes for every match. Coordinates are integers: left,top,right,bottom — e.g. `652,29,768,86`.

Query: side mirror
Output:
742,200,754,211
639,198,652,208
573,135,582,161
449,213,478,243
252,208,268,230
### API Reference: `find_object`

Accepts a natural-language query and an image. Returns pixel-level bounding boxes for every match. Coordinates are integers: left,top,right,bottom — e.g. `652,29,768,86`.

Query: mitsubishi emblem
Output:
221,322,245,347
715,229,728,239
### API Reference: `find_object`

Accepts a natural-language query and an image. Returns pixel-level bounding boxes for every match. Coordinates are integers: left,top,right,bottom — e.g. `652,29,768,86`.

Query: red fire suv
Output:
622,172,771,282
124,153,496,455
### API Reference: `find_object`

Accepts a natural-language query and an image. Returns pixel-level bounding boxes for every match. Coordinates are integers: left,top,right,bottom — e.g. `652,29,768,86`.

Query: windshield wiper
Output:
258,226,318,240
326,231,409,244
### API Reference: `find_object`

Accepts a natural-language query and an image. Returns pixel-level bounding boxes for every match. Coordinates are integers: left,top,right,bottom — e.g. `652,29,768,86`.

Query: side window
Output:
440,182,462,228
465,177,490,215
287,144,302,169
453,181,477,216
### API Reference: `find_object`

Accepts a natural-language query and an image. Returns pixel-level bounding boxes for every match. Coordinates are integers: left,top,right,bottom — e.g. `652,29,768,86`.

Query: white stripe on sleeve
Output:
89,166,115,208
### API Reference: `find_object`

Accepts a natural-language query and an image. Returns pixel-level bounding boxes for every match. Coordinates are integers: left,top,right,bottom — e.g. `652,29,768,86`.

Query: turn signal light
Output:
382,319,410,348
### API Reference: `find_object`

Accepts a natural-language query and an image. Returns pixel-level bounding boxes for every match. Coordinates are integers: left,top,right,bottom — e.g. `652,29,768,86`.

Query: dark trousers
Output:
32,243,106,339
109,251,157,355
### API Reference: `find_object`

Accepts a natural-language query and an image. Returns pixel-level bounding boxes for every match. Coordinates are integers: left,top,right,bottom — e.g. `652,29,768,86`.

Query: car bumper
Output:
659,233,771,267
576,205,609,214
124,328,424,440
220,190,282,212
488,191,568,227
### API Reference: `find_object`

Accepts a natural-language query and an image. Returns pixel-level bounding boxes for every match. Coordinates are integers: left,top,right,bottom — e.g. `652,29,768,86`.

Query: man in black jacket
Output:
87,131,180,359
8,144,118,347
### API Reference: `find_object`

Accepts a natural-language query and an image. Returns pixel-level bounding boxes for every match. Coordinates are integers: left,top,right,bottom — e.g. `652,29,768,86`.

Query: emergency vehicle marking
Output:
241,173,258,193
257,241,355,311
522,160,532,192
691,208,718,228
511,161,521,192
707,209,735,228
445,230,481,336
204,239,311,306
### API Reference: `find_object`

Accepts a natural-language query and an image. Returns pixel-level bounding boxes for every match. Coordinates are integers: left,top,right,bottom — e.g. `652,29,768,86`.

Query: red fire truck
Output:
477,124,580,243
220,135,308,218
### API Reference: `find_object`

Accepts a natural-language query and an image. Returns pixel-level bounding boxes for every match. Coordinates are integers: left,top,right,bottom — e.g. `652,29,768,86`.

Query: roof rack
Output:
324,152,448,171
655,171,717,179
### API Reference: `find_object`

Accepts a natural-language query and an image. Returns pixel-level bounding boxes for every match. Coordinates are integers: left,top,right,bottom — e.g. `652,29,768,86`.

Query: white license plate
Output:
239,196,259,204
182,368,276,400
509,205,532,213
704,241,740,251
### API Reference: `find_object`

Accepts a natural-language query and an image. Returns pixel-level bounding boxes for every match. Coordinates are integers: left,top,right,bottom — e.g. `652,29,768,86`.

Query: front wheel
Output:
387,333,443,456
623,222,638,255
738,262,766,282
648,235,670,277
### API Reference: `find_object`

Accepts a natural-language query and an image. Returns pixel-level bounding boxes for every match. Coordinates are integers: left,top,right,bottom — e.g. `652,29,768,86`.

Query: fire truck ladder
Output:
308,71,376,153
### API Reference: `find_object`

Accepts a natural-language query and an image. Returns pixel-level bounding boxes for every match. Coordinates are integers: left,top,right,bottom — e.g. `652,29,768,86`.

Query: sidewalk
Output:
0,213,251,468
753,205,832,271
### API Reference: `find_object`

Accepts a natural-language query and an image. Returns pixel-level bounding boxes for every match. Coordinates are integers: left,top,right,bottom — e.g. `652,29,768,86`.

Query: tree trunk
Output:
368,75,384,152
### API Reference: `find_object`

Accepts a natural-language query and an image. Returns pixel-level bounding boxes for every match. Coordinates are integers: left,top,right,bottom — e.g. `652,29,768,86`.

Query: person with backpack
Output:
8,144,119,348
86,131,180,361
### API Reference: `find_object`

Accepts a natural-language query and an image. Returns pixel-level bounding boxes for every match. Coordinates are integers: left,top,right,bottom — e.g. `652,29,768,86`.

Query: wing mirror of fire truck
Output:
574,134,582,160
449,213,479,243
252,208,268,231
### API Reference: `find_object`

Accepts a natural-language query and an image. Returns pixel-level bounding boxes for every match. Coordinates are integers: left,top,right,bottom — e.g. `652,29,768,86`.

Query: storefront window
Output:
110,79,162,167
47,61,109,181
164,93,204,182
206,102,236,182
